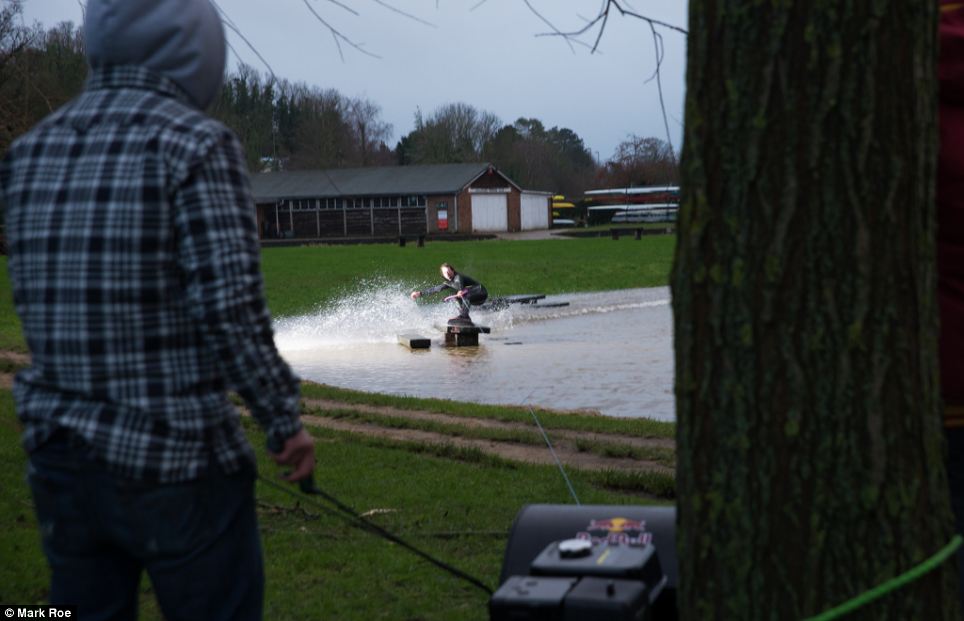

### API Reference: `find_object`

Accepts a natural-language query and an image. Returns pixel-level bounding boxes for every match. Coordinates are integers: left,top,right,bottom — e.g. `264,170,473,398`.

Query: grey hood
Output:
85,0,226,109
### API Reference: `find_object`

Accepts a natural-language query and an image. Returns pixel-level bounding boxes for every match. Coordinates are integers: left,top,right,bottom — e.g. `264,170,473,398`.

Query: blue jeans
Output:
27,431,264,621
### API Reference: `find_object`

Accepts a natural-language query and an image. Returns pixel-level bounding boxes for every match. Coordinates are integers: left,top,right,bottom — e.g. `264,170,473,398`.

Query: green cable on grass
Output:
804,535,963,621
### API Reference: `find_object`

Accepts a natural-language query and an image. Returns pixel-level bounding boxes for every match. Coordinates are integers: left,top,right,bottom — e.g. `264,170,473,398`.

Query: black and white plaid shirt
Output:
1,65,302,482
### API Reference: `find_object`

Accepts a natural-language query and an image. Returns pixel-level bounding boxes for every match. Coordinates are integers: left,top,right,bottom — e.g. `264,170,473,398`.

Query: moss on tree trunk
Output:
673,2,960,618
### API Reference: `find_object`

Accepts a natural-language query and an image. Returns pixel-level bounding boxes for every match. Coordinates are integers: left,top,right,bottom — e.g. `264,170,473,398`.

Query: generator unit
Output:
491,504,678,621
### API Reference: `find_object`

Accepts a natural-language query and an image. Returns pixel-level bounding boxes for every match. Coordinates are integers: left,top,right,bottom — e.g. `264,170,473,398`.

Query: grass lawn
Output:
0,389,664,619
0,262,22,352
300,383,675,440
259,236,674,319
0,236,674,350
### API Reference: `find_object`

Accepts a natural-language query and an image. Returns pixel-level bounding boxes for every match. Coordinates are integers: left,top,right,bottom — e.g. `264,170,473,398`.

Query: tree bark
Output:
673,2,960,619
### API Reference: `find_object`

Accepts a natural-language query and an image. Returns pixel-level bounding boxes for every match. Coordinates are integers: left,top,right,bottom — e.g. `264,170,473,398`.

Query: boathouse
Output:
249,163,551,241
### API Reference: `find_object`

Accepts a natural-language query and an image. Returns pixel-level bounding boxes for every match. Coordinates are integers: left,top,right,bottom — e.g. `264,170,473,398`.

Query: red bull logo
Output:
575,516,652,546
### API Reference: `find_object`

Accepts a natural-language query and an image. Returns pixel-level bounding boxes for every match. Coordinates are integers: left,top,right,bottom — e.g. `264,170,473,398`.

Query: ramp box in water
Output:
397,332,431,349
444,323,491,347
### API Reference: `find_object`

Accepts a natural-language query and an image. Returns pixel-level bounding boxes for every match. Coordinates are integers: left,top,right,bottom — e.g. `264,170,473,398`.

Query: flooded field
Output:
274,285,674,420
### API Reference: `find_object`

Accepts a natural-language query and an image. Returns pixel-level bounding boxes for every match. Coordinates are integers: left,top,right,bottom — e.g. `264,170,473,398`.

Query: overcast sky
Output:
20,0,688,160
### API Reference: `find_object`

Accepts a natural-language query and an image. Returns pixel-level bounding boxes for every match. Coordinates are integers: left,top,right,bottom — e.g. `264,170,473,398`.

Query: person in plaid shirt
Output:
0,0,315,618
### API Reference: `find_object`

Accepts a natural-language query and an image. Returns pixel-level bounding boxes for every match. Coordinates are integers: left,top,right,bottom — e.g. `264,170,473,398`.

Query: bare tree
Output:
346,97,392,166
526,0,686,157
403,102,502,164
0,0,31,85
0,5,86,155
278,81,352,170
603,134,678,187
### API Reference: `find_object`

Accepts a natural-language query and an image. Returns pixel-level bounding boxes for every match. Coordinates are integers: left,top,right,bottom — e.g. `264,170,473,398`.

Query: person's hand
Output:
455,289,466,298
410,291,421,300
269,428,316,482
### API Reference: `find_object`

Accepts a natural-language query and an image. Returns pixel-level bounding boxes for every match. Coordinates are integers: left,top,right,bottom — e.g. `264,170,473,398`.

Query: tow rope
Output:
256,472,495,596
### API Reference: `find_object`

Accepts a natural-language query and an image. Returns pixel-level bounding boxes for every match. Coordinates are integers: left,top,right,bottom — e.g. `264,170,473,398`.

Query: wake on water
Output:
272,279,670,353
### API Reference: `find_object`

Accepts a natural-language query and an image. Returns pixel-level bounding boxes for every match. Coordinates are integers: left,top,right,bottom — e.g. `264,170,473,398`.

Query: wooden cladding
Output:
262,203,427,239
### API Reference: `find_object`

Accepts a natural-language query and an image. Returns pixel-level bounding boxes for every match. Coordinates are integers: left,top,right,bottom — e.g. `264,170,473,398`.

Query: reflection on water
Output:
275,284,674,420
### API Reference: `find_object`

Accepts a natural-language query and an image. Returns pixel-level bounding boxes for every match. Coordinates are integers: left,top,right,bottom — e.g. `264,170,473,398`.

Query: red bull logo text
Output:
575,517,652,546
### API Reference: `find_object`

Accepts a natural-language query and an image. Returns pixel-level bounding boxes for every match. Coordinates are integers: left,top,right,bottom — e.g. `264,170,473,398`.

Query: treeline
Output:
0,4,87,155
0,3,678,197
209,64,395,171
397,107,600,197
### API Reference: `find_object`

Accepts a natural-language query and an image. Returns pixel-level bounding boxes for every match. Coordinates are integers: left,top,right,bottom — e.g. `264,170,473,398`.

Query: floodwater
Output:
274,284,675,420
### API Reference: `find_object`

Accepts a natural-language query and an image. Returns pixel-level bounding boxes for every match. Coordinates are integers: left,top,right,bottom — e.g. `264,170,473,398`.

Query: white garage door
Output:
471,194,508,232
520,193,549,230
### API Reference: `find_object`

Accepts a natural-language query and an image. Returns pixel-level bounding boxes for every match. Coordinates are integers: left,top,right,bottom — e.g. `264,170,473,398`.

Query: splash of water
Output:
273,280,671,352
273,277,512,351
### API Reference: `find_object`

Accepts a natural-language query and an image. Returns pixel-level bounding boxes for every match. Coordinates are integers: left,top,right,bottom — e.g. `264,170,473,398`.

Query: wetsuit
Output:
421,272,488,319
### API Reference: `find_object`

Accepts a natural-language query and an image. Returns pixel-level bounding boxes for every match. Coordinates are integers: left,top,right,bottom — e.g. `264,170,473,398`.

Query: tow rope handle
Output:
444,288,470,302
266,436,322,495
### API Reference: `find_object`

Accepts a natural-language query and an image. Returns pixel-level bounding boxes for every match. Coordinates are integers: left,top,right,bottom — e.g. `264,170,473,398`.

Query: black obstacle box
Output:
564,577,651,621
489,576,577,620
491,539,665,620
491,504,678,621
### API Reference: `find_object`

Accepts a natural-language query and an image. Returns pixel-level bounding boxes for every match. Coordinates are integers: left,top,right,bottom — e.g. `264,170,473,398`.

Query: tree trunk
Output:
673,2,960,619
